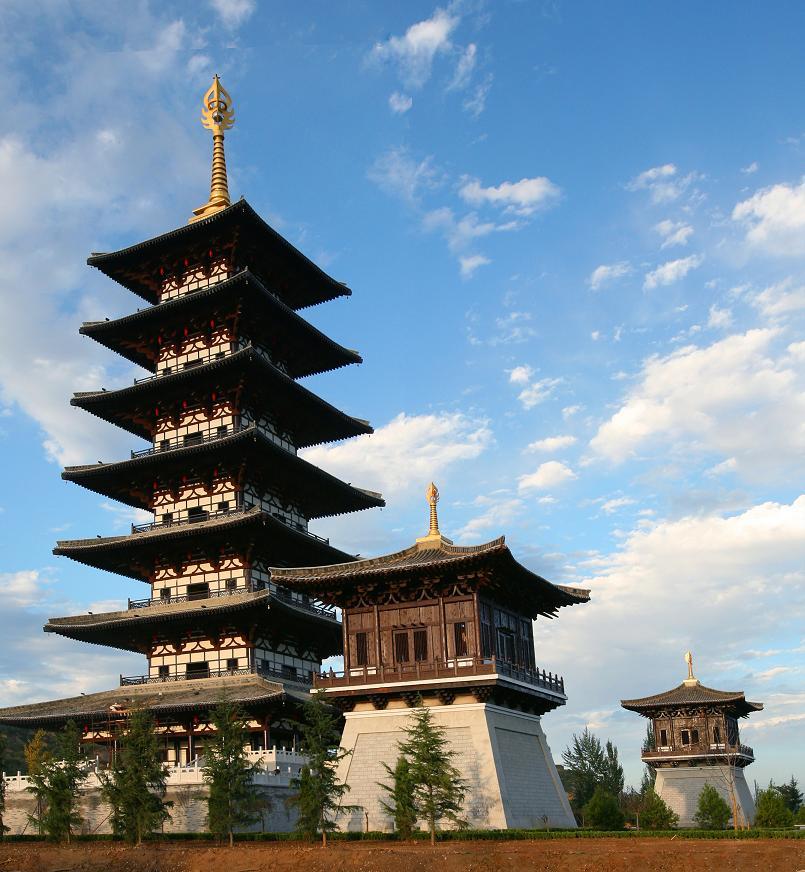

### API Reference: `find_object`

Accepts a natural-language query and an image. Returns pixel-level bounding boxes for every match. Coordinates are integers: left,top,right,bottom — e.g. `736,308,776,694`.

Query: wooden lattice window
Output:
413,629,428,662
355,631,369,666
453,622,468,658
659,728,668,746
681,729,690,745
393,631,410,664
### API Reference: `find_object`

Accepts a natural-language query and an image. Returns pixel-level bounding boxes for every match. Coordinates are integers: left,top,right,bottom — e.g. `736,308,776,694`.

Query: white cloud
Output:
643,254,703,290
422,207,517,253
626,163,697,203
752,278,805,320
589,328,805,482
508,365,533,385
600,496,636,515
369,7,458,89
517,378,561,410
562,404,582,419
459,254,491,278
525,434,577,453
518,460,577,492
707,304,733,329
462,73,493,118
388,92,413,114
459,175,561,216
588,261,632,291
209,0,256,28
741,161,759,175
655,219,694,249
455,495,524,541
302,411,492,498
368,146,439,204
448,43,477,90
732,179,805,256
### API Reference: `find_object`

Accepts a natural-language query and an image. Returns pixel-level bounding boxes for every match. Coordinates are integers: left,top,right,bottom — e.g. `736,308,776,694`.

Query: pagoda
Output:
272,484,590,831
0,77,382,771
621,652,762,827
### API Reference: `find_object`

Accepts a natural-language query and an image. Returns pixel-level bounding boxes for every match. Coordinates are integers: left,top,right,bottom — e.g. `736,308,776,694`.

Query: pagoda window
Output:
160,587,171,602
187,582,209,601
496,628,516,664
681,729,690,745
187,507,208,523
218,500,230,514
282,664,297,680
162,512,173,526
726,716,738,746
186,662,210,680
413,629,428,662
393,631,410,664
713,725,721,744
659,728,668,747
159,439,170,452
183,431,203,447
355,632,369,667
158,665,170,679
226,658,239,672
217,425,228,438
225,578,237,593
183,358,203,370
453,622,468,658
480,602,493,658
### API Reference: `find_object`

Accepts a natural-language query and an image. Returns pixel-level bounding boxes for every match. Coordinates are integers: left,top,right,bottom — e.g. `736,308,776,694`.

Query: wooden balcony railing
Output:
120,662,314,687
314,657,565,695
642,742,754,760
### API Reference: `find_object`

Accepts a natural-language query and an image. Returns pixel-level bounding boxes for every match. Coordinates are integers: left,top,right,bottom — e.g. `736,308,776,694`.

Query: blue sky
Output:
1,0,803,789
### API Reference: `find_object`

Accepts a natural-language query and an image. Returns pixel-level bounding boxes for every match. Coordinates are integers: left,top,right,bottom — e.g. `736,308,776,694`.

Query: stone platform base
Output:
654,765,755,827
334,702,576,831
2,783,297,835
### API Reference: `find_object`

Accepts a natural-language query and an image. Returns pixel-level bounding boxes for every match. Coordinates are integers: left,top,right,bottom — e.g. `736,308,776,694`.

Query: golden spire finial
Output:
683,650,699,685
416,482,452,549
189,75,236,224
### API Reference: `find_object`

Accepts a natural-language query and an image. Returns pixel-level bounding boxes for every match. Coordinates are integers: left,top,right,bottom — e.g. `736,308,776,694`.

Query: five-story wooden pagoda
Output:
0,76,382,765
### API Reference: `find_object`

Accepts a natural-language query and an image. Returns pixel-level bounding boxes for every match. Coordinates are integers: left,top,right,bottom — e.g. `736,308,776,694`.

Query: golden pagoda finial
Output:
683,650,699,685
416,482,452,549
189,75,235,224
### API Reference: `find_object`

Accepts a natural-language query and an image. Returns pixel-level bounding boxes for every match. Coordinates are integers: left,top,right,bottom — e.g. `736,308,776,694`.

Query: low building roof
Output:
0,673,296,728
621,681,763,718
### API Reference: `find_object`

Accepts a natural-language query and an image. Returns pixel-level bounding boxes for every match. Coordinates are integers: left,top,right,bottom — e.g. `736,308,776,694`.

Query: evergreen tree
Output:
378,755,417,839
583,786,624,830
755,785,794,828
288,690,356,846
693,783,731,830
561,728,606,810
639,766,656,794
601,740,624,796
773,776,803,813
795,806,805,825
639,789,678,830
100,709,171,845
397,705,466,846
23,729,51,836
203,700,262,845
0,731,7,839
27,721,86,842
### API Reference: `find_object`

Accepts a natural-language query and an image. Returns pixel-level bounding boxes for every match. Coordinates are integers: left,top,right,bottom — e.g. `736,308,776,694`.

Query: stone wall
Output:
654,765,756,828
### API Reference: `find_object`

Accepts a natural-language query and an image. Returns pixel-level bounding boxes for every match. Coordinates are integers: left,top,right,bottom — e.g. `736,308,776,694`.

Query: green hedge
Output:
2,827,803,844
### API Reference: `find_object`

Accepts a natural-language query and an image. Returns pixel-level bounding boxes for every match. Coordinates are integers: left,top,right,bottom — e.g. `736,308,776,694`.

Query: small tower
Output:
621,653,763,827
273,486,590,831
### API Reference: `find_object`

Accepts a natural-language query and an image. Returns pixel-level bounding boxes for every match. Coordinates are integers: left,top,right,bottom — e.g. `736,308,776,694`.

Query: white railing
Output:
2,747,308,793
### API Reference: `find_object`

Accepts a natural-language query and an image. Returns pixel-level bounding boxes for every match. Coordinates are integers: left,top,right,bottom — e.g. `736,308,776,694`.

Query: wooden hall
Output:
273,484,590,831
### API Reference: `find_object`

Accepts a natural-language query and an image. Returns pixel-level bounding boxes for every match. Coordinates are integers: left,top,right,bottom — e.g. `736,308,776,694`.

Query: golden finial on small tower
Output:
683,650,699,686
189,75,235,224
416,482,452,549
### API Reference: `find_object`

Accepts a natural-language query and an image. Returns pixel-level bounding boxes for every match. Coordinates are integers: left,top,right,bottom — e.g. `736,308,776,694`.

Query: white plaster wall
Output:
333,702,575,833
654,765,756,828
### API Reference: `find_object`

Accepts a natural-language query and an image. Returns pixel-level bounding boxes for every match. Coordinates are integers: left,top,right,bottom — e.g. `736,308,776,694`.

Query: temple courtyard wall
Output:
333,701,576,831
654,764,756,828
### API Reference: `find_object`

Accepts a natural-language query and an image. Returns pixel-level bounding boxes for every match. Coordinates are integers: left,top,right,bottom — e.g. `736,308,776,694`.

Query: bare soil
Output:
1,838,803,872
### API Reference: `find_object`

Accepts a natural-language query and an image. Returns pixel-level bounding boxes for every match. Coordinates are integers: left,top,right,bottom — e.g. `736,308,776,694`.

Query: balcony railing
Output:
133,348,234,384
314,657,565,695
129,506,329,545
642,742,754,760
120,662,314,688
127,582,337,621
130,423,251,458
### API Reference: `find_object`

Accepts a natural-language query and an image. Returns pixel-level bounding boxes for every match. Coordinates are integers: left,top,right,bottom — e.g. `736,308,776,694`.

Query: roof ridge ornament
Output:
189,75,235,224
683,650,700,686
415,482,453,549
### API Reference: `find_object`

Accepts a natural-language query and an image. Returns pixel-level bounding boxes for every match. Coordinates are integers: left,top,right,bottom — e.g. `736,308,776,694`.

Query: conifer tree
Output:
23,729,51,836
639,788,678,829
203,700,262,845
755,784,794,828
100,709,171,845
583,786,625,830
27,720,86,842
773,776,803,813
378,755,417,839
397,705,466,846
561,727,606,810
288,690,356,846
693,783,731,829
601,740,624,797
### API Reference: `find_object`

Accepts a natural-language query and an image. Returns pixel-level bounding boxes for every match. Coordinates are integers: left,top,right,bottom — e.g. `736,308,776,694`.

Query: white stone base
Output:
654,765,756,828
334,702,576,831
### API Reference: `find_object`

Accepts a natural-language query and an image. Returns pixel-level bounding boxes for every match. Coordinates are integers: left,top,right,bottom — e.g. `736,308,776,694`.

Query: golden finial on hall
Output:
683,650,699,685
416,482,452,549
189,75,236,224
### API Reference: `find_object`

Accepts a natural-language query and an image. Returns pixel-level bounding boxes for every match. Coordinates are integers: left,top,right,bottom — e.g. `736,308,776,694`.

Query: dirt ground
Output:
1,839,804,872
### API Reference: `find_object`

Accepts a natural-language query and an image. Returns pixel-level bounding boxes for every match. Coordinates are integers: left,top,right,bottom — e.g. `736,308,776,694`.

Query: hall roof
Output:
621,682,763,718
87,199,350,310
